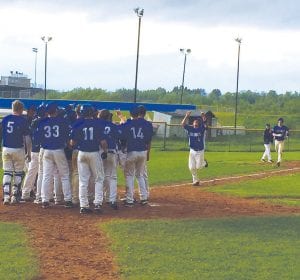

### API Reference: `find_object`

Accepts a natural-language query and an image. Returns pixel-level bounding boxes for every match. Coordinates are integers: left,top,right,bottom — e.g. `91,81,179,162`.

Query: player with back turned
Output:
70,104,108,214
37,102,73,209
1,100,31,205
121,106,153,207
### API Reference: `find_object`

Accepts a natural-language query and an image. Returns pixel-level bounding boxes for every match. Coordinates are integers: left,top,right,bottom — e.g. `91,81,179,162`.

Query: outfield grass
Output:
102,217,300,280
203,172,300,207
0,223,39,279
117,151,300,186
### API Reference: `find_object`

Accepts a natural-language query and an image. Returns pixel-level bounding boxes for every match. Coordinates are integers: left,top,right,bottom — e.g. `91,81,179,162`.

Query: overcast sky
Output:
1,0,300,94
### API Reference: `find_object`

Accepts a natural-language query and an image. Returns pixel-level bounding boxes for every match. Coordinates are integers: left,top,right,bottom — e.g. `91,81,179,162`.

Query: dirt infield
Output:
0,162,300,280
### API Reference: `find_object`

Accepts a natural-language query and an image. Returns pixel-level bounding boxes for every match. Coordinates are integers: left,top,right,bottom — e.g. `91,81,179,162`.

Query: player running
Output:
1,100,31,204
273,118,289,167
261,123,273,163
181,111,206,186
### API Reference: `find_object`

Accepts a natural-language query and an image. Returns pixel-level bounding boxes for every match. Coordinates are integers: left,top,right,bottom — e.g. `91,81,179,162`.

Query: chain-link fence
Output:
151,122,300,152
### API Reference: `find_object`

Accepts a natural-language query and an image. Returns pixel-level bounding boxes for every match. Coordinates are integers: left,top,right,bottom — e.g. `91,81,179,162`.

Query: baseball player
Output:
98,109,120,209
70,104,108,214
121,106,153,207
21,104,46,201
273,117,289,167
70,104,83,206
261,123,273,163
181,111,206,186
37,102,73,209
1,100,31,204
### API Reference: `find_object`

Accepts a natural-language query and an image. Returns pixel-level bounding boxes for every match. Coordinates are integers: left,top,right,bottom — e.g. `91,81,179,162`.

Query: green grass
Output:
0,223,39,279
204,172,300,207
102,217,300,280
117,151,300,186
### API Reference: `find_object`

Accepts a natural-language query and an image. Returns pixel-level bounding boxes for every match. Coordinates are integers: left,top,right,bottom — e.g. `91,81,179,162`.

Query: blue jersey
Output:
30,117,45,152
71,117,85,150
1,114,30,148
101,120,120,151
37,116,70,150
184,124,206,151
121,118,153,152
273,125,289,141
263,128,273,144
71,118,106,152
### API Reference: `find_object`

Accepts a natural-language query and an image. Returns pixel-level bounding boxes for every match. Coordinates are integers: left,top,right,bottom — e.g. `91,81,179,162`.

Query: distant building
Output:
0,71,42,98
153,109,217,138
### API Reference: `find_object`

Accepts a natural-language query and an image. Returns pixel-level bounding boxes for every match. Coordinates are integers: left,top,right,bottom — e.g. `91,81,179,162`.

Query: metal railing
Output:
151,122,300,152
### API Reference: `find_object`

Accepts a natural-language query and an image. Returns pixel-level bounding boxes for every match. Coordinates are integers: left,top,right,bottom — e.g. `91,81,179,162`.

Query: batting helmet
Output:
46,102,58,115
37,103,46,118
80,104,94,118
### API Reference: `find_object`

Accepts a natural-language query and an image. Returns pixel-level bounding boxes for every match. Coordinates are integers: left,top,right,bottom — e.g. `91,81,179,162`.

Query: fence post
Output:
163,122,167,150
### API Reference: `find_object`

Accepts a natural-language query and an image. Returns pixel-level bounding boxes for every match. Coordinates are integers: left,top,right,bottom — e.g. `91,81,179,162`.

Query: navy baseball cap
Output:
278,118,284,122
27,104,37,111
46,102,58,114
130,106,139,117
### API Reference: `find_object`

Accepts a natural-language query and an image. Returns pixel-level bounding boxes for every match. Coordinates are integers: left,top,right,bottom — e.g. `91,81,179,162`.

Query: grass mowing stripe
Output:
0,222,39,279
102,217,300,280
204,173,300,206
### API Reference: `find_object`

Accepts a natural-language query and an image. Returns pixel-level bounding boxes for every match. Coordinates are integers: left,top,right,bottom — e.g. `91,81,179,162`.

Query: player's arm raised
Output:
181,111,192,127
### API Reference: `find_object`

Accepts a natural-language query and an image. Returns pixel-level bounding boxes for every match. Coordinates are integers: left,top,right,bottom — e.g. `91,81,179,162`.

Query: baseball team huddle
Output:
1,100,153,214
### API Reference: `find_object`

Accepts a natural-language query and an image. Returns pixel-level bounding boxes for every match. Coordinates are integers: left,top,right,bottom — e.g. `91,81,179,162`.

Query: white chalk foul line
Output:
160,167,300,189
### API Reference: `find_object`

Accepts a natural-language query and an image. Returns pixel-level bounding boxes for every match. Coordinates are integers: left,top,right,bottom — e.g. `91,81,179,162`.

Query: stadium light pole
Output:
180,48,191,104
32,48,38,88
41,36,52,101
234,37,242,135
133,7,144,103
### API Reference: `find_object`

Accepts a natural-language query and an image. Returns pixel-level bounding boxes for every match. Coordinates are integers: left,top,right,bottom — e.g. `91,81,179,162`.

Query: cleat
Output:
10,196,18,204
204,160,208,168
277,162,280,167
140,199,148,206
268,160,273,163
94,204,103,213
124,201,134,207
110,202,118,210
55,200,63,205
261,159,266,162
20,197,32,203
192,181,200,186
80,207,93,214
30,190,36,199
42,202,50,209
34,198,42,204
64,201,73,208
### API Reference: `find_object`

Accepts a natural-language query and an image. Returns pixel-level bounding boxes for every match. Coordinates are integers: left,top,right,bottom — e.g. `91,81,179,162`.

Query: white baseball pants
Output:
78,151,104,208
22,151,39,199
124,151,148,203
103,152,118,203
71,149,79,204
262,144,272,161
2,147,25,199
41,149,71,203
189,149,205,183
274,140,285,163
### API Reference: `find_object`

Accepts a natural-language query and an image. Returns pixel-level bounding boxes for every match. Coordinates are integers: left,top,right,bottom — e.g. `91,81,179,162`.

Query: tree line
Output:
33,87,300,114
